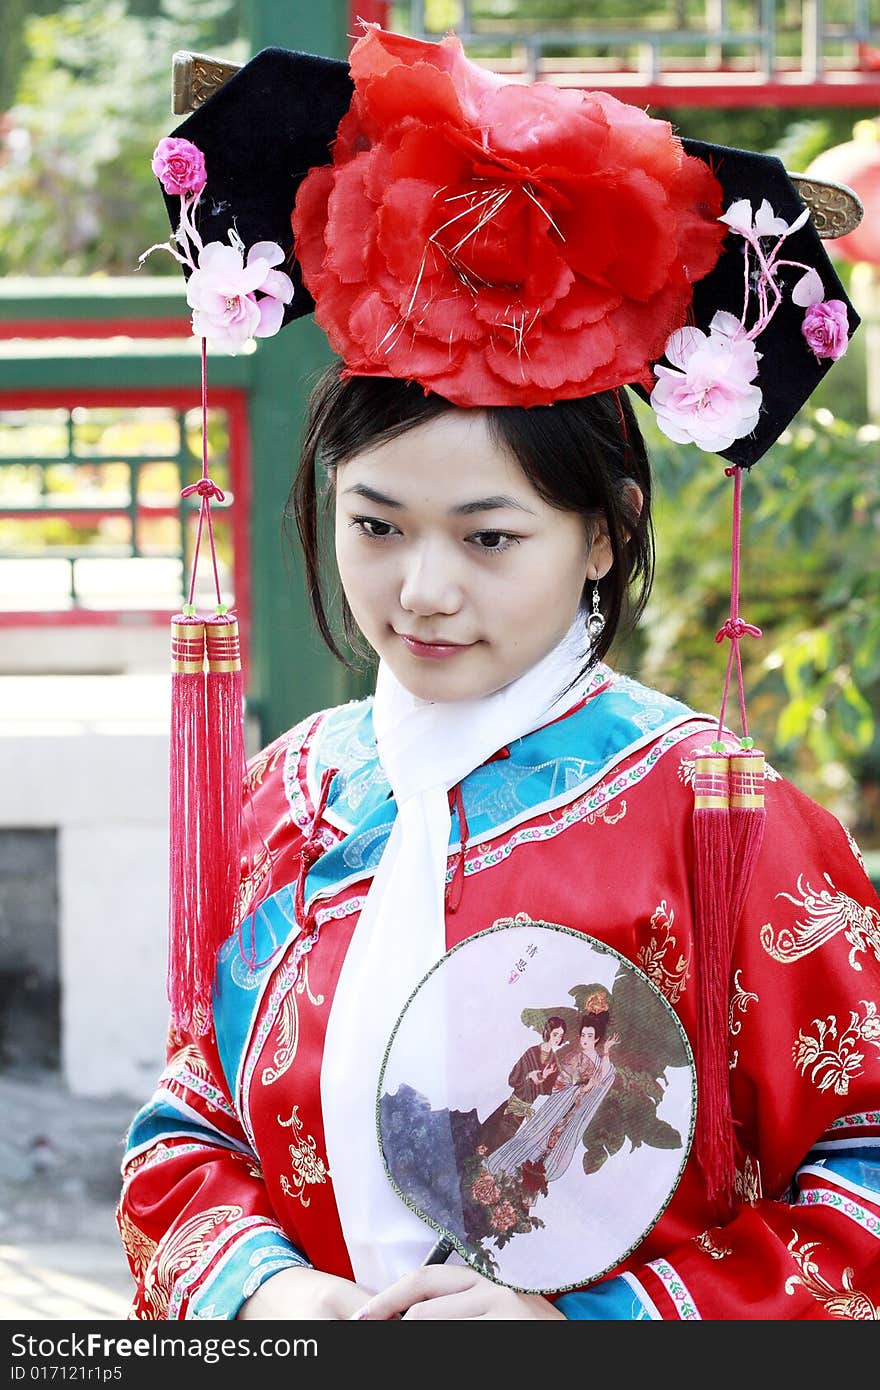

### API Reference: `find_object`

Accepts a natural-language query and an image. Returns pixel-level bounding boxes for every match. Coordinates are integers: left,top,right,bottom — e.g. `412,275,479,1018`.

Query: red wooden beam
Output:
574,78,880,109
0,318,190,341
0,609,173,628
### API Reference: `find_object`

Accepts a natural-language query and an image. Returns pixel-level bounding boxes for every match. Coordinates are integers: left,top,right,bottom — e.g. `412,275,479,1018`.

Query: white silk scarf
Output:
319,617,593,1293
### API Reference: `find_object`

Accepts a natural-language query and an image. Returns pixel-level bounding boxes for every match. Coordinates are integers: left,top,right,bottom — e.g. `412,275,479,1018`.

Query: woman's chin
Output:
381,653,496,704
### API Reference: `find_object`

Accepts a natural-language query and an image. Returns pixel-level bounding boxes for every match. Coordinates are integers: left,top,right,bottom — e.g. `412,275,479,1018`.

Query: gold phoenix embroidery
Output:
263,992,298,1086
695,1229,733,1260
278,1106,329,1206
121,1146,158,1181
735,1154,762,1206
262,954,325,1087
729,969,758,1037
842,825,866,872
784,1233,879,1319
636,901,690,1005
298,952,324,1008
166,998,212,1047
116,1210,157,1280
238,845,274,923
142,1204,243,1317
165,1043,211,1081
729,968,759,1069
244,738,289,792
792,1001,880,1096
762,872,880,971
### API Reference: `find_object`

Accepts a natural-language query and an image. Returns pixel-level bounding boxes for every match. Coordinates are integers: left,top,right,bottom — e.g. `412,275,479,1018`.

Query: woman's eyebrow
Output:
452,494,536,516
342,483,535,516
343,483,403,508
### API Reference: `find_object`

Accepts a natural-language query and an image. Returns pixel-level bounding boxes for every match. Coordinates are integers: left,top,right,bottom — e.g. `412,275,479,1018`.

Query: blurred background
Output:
1,0,879,1317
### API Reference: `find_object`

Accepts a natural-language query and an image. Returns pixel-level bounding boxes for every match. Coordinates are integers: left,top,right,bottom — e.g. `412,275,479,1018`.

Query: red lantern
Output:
806,122,880,266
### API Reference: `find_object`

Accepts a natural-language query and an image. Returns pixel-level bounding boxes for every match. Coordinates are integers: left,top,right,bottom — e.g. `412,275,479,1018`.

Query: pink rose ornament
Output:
151,137,207,196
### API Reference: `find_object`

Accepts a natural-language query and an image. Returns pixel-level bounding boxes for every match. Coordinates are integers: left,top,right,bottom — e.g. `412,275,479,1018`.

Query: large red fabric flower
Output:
293,26,725,407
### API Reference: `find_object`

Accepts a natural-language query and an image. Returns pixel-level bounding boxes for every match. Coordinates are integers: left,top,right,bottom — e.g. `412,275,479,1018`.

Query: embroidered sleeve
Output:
117,706,360,1319
117,1025,310,1321
555,1275,656,1320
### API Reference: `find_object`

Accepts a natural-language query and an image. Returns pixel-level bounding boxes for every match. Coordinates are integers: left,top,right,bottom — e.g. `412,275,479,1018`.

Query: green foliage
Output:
0,0,245,277
657,105,878,161
620,399,880,842
582,1071,684,1174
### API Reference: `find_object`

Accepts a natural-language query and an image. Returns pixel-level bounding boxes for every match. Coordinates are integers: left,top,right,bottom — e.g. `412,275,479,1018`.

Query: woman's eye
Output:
471,530,519,553
351,516,398,539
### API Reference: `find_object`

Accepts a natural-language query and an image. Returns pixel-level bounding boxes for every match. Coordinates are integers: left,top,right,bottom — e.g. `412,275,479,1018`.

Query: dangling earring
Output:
587,580,605,641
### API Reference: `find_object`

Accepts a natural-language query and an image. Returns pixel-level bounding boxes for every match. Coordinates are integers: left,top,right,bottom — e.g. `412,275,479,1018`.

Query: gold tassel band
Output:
206,617,241,674
694,752,731,810
171,619,206,674
730,752,765,810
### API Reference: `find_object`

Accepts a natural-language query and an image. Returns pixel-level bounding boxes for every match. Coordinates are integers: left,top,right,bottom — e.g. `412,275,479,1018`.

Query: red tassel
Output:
199,613,245,1024
167,616,207,1033
166,612,245,1036
729,748,766,932
445,783,470,915
692,749,737,1212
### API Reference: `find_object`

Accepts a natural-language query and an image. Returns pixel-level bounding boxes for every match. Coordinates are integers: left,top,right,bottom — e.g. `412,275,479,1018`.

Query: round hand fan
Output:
377,918,695,1293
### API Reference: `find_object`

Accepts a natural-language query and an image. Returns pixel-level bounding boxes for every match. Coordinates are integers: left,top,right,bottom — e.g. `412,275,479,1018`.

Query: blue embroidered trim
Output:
188,1228,310,1320
802,1148,880,1197
124,1095,248,1160
556,1275,653,1320
300,671,703,908
214,886,299,1114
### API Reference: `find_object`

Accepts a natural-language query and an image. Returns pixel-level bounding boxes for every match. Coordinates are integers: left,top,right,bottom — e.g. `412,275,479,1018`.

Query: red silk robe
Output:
117,669,880,1320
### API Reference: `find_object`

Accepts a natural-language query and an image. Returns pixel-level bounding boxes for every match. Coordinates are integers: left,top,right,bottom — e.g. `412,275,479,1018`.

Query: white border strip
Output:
799,1161,880,1206
620,1270,664,1320
646,1257,702,1319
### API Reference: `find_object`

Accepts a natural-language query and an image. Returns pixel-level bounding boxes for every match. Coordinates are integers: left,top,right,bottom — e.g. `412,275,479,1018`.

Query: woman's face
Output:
334,410,605,702
580,1026,597,1049
548,1026,565,1048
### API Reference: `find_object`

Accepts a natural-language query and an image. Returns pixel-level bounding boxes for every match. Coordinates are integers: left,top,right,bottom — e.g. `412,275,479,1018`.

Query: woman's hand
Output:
236,1266,372,1320
353,1266,565,1321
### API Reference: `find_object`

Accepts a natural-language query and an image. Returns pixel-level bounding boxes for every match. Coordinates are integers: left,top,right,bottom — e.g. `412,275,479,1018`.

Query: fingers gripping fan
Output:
377,920,695,1294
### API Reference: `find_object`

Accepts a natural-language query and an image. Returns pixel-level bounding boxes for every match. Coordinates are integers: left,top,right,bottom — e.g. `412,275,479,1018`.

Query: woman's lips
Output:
397,633,474,661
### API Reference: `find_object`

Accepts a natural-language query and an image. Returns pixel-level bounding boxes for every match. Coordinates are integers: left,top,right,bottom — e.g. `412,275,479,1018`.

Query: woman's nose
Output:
398,543,462,616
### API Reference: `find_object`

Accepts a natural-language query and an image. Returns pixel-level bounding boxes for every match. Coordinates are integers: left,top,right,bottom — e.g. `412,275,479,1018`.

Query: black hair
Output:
287,366,654,670
542,1015,567,1042
579,1011,610,1045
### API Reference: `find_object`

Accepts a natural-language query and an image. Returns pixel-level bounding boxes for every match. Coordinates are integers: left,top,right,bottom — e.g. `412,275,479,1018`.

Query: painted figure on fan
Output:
476,1016,567,1155
486,1011,620,1183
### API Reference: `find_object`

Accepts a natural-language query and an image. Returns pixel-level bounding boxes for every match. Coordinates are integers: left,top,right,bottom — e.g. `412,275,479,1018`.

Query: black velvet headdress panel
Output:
160,45,859,468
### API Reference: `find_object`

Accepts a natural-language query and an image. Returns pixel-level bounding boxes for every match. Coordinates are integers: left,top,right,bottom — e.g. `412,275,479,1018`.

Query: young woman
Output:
485,1010,620,1184
117,366,880,1321
118,27,880,1320
476,1015,568,1156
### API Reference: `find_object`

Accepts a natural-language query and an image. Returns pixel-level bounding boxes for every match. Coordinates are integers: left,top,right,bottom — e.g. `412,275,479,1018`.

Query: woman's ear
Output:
587,483,644,579
586,525,612,582
623,482,645,527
